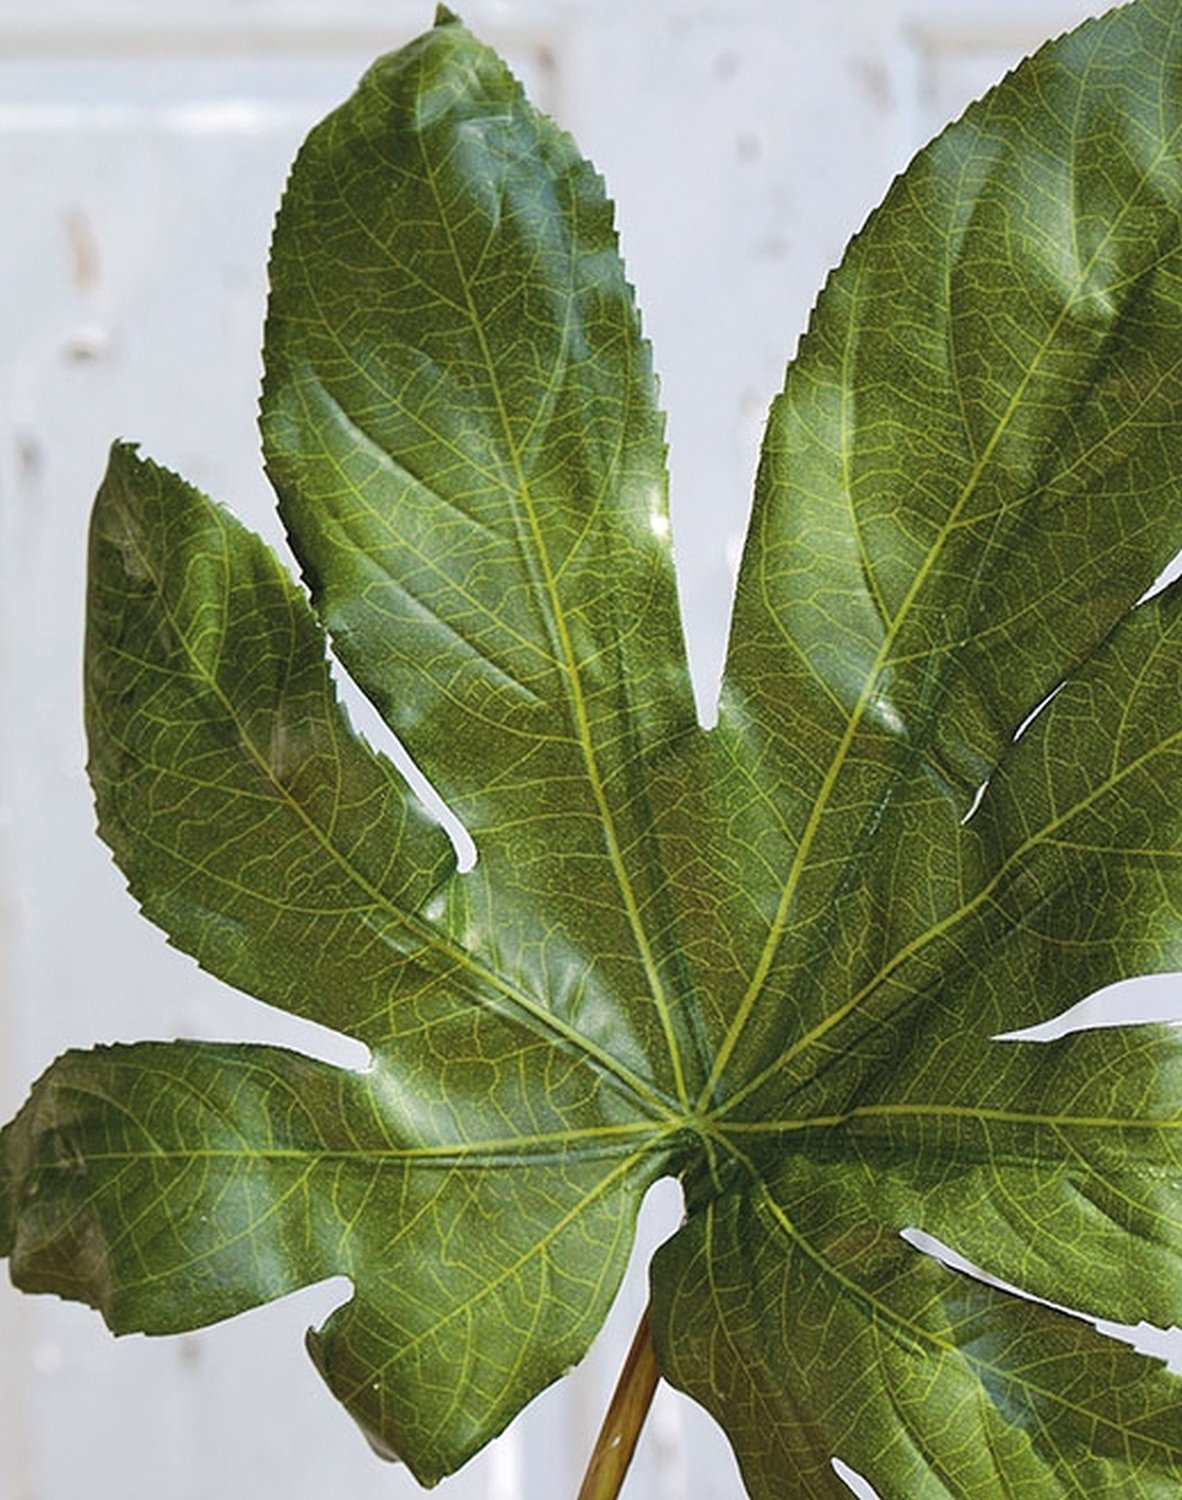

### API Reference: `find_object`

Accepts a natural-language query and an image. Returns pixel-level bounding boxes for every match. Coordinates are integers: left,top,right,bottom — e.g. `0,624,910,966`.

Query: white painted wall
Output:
1,3,1177,1497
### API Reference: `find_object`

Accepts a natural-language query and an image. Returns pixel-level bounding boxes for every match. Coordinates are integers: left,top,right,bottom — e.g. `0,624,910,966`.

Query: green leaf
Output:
687,0,1182,1113
653,1138,1182,1498
4,3,1182,1496
82,442,456,1045
3,439,674,1480
260,5,704,1108
3,1039,664,1475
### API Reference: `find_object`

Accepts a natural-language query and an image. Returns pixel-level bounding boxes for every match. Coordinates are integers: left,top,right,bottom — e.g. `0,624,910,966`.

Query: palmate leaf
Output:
3,2,1182,1495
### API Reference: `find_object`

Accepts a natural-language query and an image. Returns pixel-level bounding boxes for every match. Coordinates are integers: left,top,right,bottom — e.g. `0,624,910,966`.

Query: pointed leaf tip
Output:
434,5,461,25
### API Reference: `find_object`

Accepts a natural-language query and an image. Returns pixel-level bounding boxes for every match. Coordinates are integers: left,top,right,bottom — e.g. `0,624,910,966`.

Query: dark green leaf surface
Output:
687,0,1182,1109
6,441,676,1481
5,5,1182,1496
4,1041,663,1475
654,1142,1182,1499
261,8,705,1107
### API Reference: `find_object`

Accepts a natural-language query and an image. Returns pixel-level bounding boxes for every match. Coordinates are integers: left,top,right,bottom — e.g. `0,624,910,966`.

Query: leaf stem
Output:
576,1306,661,1500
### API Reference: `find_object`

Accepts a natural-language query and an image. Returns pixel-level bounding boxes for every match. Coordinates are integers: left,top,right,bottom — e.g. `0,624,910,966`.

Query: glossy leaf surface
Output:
4,4,1182,1496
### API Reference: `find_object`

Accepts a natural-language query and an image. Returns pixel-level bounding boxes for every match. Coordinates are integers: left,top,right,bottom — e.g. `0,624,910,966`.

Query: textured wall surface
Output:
1,3,1175,1497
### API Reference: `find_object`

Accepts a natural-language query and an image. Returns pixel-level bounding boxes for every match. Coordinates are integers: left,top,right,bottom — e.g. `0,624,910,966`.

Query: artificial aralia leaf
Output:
3,3,1182,1497
8,441,673,1481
